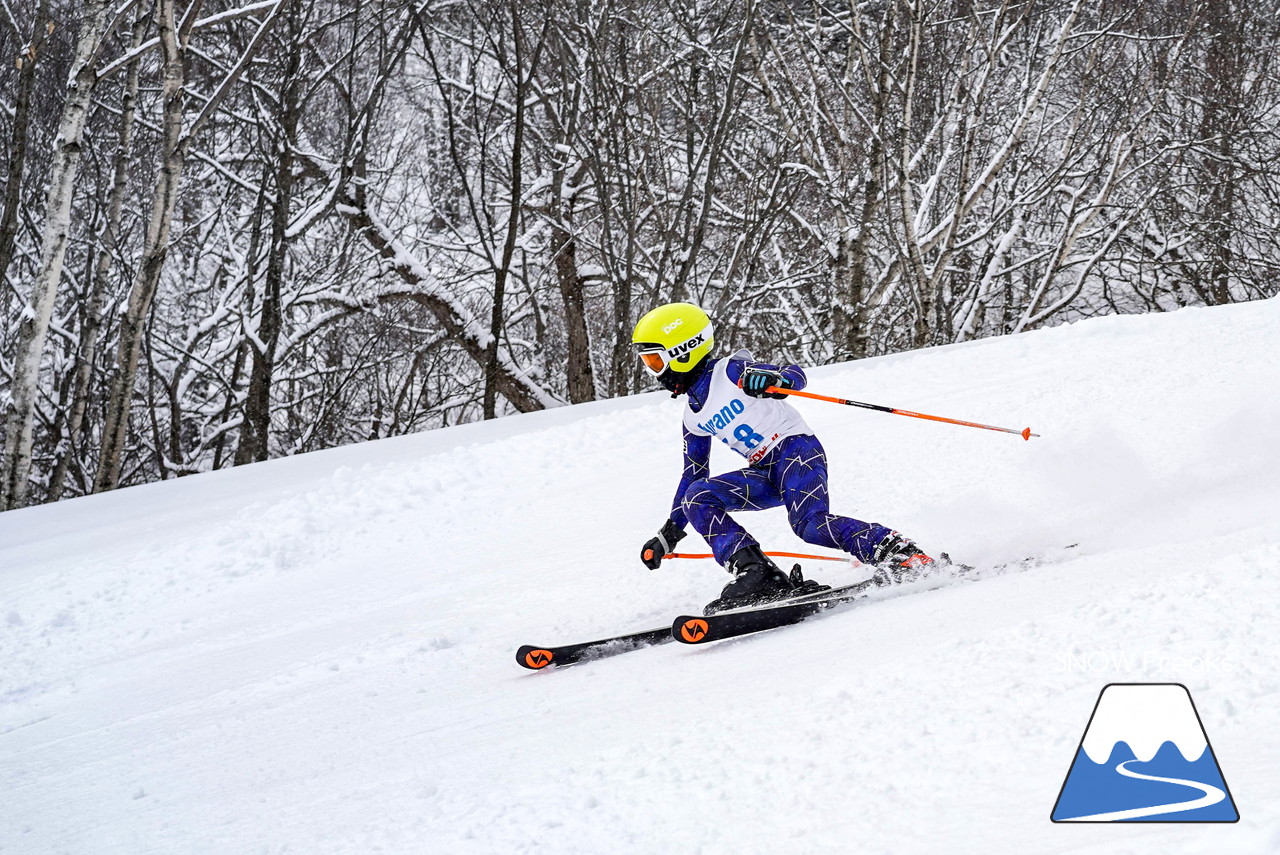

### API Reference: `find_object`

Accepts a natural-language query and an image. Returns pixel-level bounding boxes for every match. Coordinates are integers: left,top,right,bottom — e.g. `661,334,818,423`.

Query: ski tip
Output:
673,616,711,644
517,645,555,670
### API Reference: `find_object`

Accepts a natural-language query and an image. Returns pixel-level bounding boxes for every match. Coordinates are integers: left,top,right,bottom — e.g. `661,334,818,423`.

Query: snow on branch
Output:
96,0,279,81
331,192,564,413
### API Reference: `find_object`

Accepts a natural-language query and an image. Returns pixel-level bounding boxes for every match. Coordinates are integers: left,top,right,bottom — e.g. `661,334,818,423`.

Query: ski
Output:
516,625,673,670
520,545,1080,666
670,545,1080,647
514,583,859,669
517,577,873,669
671,579,876,646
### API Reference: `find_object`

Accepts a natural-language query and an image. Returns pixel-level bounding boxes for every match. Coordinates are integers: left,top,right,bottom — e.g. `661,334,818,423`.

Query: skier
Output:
633,302,935,613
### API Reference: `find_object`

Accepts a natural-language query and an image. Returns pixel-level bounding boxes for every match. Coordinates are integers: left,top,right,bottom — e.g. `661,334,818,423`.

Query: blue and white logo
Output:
1051,683,1238,822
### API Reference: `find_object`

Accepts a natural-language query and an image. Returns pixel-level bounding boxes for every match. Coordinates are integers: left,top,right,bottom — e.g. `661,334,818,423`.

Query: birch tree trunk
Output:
837,3,895,360
0,0,113,510
95,0,287,492
47,6,150,502
94,0,190,494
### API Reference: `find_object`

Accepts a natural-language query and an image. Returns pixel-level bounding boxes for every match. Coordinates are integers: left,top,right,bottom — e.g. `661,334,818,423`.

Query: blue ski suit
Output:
669,355,892,566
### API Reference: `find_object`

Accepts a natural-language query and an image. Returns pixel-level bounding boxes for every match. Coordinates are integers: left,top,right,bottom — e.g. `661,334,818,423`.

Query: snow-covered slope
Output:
4,299,1280,854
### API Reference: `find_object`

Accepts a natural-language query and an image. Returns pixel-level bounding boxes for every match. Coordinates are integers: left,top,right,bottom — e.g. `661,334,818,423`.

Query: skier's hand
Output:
741,367,791,398
641,519,686,569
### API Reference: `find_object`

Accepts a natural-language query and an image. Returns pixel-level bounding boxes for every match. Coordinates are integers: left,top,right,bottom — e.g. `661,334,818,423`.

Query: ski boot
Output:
704,544,799,614
870,531,935,586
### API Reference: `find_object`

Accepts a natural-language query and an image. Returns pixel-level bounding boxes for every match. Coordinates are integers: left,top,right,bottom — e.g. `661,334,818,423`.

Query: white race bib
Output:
683,351,813,464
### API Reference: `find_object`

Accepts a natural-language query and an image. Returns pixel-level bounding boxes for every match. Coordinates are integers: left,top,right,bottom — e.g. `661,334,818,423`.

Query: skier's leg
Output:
681,468,781,566
774,435,894,564
683,469,800,613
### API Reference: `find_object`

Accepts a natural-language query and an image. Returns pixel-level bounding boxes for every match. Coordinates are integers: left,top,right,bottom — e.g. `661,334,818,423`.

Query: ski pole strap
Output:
765,386,1039,441
665,551,850,562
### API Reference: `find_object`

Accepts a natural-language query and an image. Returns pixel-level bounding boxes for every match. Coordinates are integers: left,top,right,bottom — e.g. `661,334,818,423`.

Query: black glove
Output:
641,519,686,569
741,366,792,398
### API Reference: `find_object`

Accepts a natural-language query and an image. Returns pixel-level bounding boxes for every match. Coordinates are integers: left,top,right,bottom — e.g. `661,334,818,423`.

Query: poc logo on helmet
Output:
662,318,684,335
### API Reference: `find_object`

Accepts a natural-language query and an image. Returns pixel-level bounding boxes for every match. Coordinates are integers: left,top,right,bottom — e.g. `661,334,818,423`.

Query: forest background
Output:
1,0,1276,510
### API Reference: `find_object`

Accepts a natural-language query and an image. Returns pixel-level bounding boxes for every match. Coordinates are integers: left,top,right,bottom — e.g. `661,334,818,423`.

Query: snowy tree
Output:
3,0,1278,510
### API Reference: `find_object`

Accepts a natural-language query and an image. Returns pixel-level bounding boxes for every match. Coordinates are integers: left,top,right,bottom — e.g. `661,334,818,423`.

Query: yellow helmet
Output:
632,302,715,377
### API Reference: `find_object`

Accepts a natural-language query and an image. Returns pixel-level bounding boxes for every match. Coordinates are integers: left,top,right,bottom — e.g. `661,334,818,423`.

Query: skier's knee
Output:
682,478,722,517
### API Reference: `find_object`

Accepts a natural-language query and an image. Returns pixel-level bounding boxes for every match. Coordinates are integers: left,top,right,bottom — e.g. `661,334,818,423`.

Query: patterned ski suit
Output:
669,352,892,566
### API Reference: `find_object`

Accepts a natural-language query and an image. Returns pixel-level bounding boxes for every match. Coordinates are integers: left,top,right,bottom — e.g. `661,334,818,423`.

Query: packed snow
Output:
4,298,1280,854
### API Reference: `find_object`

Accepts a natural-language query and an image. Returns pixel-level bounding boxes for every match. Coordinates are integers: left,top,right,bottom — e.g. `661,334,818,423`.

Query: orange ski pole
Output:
767,386,1040,441
664,551,851,562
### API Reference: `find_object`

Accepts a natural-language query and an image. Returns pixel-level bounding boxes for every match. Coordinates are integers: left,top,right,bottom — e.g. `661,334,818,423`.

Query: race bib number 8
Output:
733,423,764,449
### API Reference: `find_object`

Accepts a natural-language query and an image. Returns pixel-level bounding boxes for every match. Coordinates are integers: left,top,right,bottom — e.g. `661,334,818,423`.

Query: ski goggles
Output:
634,344,671,376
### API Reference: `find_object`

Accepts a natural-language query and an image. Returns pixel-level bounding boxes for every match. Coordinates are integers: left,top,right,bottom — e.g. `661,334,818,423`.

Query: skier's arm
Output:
669,426,711,530
728,357,807,397
641,426,710,569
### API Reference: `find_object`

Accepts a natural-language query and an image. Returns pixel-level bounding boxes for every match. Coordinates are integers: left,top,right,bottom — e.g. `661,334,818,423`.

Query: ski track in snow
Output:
3,299,1280,853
